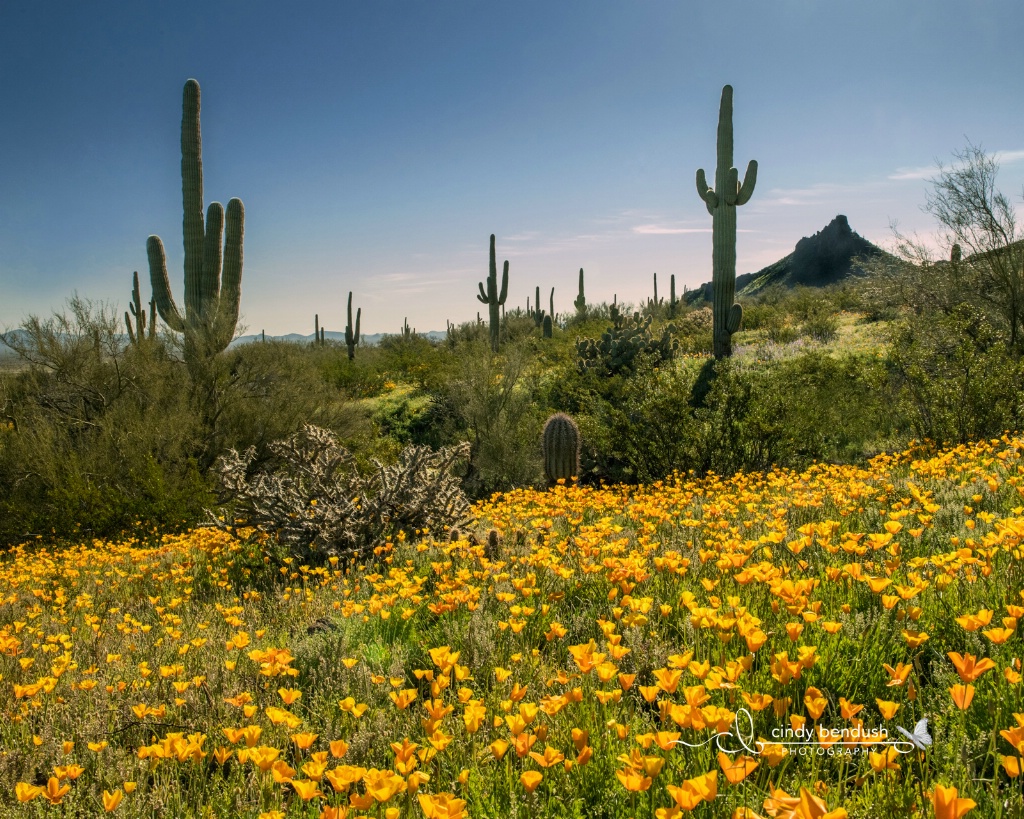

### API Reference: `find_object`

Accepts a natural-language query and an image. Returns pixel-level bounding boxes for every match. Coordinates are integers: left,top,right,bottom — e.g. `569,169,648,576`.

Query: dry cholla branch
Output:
210,424,472,566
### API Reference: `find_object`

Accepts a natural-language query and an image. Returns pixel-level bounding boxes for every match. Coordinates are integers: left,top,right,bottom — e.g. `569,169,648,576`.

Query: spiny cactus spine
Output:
147,79,244,362
345,292,360,360
125,270,156,346
543,314,553,338
477,235,509,353
315,314,324,346
542,413,581,488
549,287,555,325
574,268,586,314
696,84,757,358
669,274,678,318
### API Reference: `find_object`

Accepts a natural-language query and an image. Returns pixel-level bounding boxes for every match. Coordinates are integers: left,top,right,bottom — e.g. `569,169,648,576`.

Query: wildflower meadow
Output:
4,435,1024,817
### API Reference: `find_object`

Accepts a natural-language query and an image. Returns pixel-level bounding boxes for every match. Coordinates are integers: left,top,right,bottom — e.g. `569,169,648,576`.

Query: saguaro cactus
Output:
532,285,544,327
574,269,586,314
477,234,509,353
695,84,757,358
125,270,157,346
345,291,361,361
147,79,244,363
648,272,663,309
542,413,581,487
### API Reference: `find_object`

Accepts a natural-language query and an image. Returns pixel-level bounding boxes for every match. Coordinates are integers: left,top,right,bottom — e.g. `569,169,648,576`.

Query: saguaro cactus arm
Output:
147,236,185,332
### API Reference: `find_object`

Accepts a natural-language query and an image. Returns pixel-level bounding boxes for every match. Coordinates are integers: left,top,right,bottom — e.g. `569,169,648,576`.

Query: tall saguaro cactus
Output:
574,269,586,314
477,234,508,353
695,84,757,358
345,291,361,361
147,79,244,363
125,270,157,346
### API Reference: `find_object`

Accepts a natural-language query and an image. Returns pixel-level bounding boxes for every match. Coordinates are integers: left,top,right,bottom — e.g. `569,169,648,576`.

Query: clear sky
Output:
1,1,1022,336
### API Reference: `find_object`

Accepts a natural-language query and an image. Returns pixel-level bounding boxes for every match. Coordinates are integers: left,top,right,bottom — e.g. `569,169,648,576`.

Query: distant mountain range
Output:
685,214,894,302
228,330,447,348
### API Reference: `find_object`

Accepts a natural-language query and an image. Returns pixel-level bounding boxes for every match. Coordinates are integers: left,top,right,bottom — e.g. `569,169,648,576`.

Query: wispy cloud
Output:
758,183,864,206
632,223,711,235
888,164,938,181
889,149,1024,181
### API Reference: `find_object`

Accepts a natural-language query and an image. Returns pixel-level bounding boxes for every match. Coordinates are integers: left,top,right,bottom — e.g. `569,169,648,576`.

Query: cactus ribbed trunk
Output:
147,79,244,364
574,268,586,314
477,234,509,353
696,85,757,359
345,291,360,361
542,413,581,487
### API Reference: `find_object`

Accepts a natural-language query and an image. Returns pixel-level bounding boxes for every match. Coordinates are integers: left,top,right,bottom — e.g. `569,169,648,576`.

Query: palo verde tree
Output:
924,141,1024,352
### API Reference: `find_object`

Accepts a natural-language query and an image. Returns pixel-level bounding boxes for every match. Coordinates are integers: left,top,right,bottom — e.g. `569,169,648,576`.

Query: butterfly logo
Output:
895,717,932,751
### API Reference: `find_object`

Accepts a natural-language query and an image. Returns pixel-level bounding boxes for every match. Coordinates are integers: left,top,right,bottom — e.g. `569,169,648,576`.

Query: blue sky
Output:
1,1,1022,335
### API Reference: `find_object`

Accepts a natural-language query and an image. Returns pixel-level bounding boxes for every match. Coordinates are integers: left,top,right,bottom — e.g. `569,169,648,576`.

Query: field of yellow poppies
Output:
4,435,1024,817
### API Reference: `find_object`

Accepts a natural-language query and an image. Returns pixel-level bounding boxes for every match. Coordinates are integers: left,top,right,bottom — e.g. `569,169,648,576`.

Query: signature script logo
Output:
673,708,931,756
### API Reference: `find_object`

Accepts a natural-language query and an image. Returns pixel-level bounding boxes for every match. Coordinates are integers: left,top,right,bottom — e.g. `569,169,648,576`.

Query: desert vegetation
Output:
1,80,1023,817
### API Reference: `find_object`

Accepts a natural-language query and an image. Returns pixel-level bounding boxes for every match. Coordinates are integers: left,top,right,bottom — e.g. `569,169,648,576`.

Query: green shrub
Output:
0,300,369,546
437,339,545,495
801,308,840,343
885,305,1024,444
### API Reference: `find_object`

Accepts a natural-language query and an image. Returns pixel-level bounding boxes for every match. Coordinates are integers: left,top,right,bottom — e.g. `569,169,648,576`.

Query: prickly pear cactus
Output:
575,305,679,377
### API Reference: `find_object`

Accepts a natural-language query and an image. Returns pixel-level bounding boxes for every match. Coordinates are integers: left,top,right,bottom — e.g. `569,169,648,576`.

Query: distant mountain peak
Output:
686,214,888,301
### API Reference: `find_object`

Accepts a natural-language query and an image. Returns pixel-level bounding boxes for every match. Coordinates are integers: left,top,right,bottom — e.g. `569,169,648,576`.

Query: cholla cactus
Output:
211,425,472,566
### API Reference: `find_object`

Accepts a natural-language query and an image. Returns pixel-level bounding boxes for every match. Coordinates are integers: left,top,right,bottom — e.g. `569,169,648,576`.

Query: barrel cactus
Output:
542,413,581,487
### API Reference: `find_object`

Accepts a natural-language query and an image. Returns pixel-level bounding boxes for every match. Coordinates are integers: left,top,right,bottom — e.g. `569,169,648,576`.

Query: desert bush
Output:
0,298,212,543
212,424,472,566
885,305,1024,444
801,307,840,343
439,340,545,495
578,361,700,484
763,313,800,344
0,300,370,546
